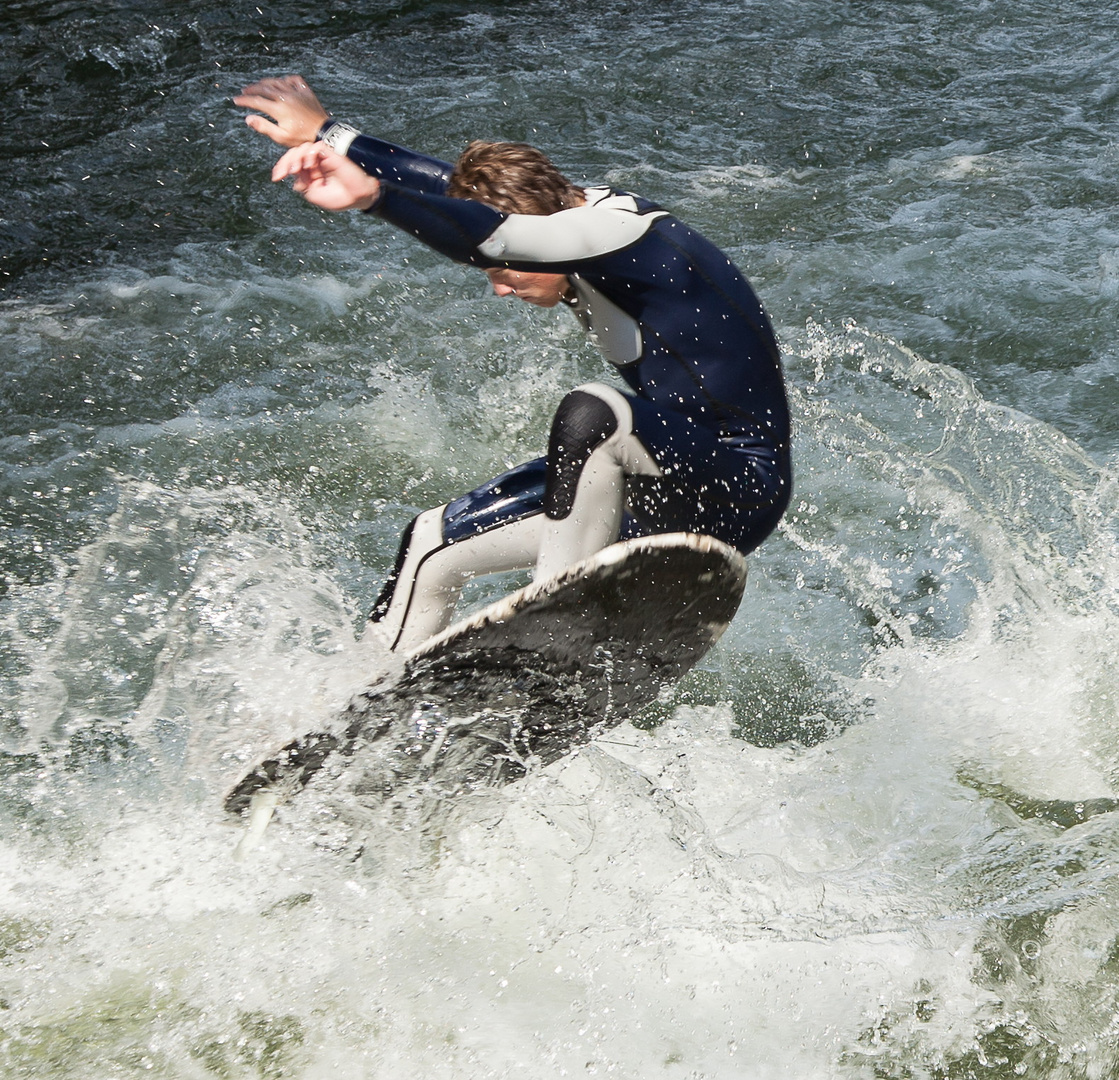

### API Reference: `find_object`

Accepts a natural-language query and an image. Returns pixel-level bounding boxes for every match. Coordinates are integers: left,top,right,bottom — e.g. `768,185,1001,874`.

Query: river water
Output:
3,1,1119,1076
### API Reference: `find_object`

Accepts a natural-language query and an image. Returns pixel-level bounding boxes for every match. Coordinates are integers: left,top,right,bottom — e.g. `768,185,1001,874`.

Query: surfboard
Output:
224,532,747,818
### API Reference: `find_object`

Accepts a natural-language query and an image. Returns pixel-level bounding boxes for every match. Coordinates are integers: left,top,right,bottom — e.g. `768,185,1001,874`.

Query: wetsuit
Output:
320,121,792,650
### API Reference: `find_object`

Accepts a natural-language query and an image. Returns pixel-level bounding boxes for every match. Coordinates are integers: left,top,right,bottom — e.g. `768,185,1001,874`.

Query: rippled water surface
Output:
3,2,1119,1077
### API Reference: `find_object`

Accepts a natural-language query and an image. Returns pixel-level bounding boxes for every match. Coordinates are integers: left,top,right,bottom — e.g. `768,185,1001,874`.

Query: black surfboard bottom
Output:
224,533,747,816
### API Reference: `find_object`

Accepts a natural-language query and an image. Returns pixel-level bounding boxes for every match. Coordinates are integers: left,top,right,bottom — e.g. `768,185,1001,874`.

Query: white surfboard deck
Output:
224,532,747,817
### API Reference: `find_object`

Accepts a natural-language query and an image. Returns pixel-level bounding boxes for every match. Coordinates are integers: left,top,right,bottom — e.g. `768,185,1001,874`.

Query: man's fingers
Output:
244,112,302,147
237,75,305,101
233,92,274,112
271,150,302,182
243,114,275,135
271,146,301,182
270,143,328,182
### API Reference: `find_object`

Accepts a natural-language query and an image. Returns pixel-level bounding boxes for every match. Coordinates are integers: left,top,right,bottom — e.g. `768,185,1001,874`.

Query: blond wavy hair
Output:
447,140,585,215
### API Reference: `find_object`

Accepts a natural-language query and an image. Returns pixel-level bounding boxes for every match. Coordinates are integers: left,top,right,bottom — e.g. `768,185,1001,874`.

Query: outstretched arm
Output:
234,75,329,147
272,143,382,212
373,187,667,272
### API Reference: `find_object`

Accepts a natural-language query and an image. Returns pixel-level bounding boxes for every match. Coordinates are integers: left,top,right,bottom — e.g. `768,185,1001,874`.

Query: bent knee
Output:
545,386,627,518
551,385,625,452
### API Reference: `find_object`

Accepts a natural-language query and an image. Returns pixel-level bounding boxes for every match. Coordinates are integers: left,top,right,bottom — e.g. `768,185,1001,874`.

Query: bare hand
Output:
235,75,330,147
272,143,382,211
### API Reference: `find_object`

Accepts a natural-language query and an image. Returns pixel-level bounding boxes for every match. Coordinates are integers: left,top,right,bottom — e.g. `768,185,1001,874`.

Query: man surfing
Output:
236,76,791,654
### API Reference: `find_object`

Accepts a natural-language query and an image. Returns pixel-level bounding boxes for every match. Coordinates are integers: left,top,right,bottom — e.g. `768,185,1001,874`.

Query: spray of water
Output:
2,323,1119,1078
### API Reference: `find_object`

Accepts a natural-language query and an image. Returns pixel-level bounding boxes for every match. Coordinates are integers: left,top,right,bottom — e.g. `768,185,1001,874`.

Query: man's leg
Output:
369,460,548,653
370,508,541,652
538,381,792,572
370,383,666,653
536,383,661,580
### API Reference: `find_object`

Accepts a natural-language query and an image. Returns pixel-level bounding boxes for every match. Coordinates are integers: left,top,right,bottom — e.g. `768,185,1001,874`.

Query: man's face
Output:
485,268,570,307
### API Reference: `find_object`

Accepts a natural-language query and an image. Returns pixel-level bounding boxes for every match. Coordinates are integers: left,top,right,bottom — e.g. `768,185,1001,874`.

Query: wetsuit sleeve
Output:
370,185,665,270
319,119,452,195
370,185,508,265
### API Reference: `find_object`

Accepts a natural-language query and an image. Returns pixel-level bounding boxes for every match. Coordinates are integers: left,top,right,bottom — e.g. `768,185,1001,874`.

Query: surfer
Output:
236,76,791,652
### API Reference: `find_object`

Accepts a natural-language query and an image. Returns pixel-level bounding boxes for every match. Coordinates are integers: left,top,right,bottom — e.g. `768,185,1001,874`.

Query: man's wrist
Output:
317,119,360,157
360,184,384,213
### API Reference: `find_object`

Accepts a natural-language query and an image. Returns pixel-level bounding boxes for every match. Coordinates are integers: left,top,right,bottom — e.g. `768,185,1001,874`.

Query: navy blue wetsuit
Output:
323,122,791,558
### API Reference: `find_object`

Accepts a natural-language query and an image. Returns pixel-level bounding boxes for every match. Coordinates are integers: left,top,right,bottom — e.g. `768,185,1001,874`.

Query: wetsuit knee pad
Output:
545,386,624,519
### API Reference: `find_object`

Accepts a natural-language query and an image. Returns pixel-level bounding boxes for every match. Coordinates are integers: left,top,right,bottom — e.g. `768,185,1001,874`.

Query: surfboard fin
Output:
232,788,280,859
